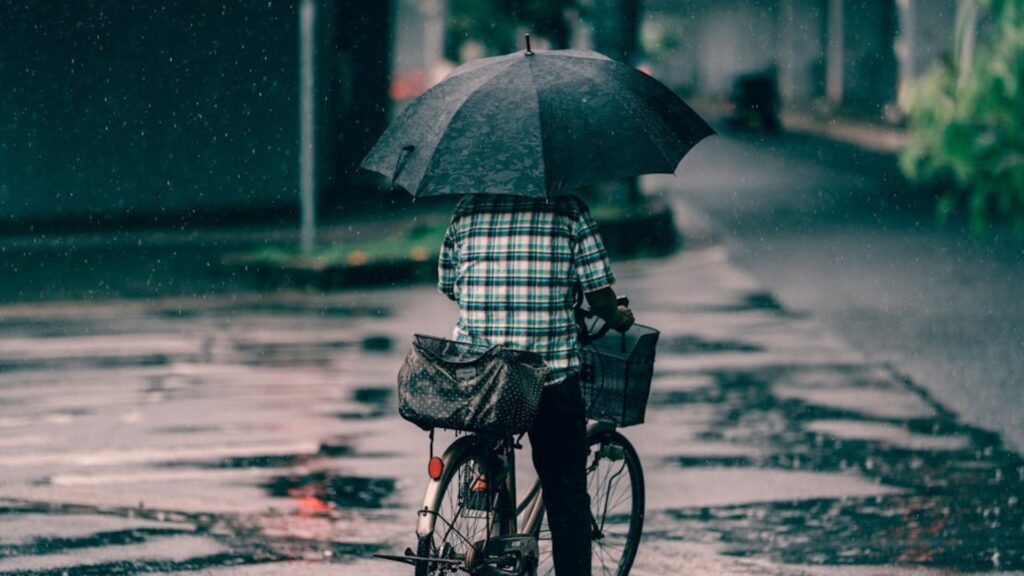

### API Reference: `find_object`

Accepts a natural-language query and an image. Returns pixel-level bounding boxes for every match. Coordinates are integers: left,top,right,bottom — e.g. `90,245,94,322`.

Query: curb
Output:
222,201,683,291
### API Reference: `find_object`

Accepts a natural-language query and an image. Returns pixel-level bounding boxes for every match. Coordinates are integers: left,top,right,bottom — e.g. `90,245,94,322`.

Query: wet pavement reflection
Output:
652,368,1023,570
0,249,1021,574
263,473,397,510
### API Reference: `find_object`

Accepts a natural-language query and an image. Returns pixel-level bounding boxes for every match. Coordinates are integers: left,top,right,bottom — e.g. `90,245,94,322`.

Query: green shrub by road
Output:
900,0,1024,234
227,198,679,289
246,219,446,270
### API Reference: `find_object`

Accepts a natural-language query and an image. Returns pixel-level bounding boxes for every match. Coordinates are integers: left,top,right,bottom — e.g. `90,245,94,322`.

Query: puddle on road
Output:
158,438,361,470
708,291,792,315
153,302,391,319
0,303,402,573
151,425,220,435
361,335,393,352
336,386,394,420
353,387,392,406
0,318,108,339
670,492,1021,570
317,438,356,458
0,526,193,558
655,367,1024,570
161,454,311,470
664,335,763,355
263,472,397,510
0,500,381,575
0,354,172,373
233,340,352,368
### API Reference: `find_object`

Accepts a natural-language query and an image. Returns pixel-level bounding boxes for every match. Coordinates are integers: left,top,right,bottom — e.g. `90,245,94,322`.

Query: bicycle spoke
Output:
596,538,614,576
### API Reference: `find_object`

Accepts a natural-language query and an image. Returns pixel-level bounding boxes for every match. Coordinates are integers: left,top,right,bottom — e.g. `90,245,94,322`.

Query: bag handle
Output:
412,333,498,365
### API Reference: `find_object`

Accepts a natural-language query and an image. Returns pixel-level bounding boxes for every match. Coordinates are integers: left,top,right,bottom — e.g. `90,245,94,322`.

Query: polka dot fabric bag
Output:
397,334,547,435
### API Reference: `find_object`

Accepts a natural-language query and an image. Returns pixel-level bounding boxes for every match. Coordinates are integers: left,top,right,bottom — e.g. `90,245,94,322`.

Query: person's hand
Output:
615,306,635,332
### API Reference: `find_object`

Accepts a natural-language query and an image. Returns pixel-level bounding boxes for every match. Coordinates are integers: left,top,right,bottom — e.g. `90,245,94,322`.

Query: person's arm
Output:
571,199,634,331
585,287,634,331
437,219,458,301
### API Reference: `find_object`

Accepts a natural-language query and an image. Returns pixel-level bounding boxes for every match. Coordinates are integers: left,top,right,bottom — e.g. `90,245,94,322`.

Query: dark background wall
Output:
0,0,391,231
318,0,393,217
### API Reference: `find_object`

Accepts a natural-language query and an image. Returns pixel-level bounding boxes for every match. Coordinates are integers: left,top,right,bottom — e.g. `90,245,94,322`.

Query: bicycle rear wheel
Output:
416,444,493,576
535,430,645,576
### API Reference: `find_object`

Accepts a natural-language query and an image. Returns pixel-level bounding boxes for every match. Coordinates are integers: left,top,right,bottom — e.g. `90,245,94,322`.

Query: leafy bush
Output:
899,0,1024,234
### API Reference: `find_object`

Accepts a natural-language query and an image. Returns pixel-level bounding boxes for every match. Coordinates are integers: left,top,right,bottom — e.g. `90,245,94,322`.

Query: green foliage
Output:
240,197,651,271
899,0,1024,234
249,219,448,268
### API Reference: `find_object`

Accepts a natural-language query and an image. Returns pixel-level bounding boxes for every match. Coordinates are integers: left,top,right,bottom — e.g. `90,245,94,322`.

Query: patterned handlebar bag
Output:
397,334,547,435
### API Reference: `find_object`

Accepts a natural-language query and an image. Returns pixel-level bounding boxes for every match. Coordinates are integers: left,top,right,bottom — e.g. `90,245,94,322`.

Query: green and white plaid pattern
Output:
438,194,615,385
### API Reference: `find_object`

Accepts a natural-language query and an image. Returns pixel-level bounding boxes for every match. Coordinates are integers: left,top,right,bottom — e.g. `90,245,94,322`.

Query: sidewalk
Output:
780,110,908,154
0,200,454,304
1,195,679,303
687,96,910,155
0,199,1019,574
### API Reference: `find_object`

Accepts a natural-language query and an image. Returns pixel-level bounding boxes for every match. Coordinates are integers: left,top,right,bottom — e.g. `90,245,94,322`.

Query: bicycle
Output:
378,298,658,575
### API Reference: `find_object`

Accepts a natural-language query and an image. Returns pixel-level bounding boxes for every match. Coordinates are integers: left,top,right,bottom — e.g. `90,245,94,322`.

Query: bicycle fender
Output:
416,434,483,538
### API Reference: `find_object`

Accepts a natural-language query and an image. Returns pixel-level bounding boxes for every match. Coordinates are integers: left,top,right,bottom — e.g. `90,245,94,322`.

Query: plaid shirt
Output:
438,194,616,385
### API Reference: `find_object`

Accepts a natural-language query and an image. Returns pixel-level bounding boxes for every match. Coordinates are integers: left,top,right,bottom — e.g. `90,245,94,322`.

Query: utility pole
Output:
299,0,317,256
592,0,642,206
826,0,844,105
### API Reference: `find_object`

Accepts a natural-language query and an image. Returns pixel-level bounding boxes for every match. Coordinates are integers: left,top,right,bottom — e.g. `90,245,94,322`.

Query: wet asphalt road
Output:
659,130,1024,453
0,239,1021,574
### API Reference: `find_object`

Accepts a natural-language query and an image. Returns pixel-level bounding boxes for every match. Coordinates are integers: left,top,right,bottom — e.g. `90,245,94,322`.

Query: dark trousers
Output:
528,376,591,576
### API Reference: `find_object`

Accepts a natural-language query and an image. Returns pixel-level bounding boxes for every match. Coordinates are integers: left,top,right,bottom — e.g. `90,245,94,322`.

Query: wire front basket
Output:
579,324,659,427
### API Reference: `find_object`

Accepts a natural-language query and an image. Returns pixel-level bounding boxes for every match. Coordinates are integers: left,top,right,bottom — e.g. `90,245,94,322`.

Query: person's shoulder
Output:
453,195,484,219
551,194,592,220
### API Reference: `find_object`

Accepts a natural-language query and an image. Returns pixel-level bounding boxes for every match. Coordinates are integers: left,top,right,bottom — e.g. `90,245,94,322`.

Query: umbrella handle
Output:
392,145,415,191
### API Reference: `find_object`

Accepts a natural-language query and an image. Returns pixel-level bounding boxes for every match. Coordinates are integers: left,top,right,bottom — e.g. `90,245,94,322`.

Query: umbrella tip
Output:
525,33,533,55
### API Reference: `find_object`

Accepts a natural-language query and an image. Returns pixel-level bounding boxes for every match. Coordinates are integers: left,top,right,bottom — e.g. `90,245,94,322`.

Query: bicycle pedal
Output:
485,535,538,556
474,536,539,569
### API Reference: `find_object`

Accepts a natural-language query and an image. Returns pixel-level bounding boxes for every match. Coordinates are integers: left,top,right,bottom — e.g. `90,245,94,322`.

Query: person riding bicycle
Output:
438,193,634,576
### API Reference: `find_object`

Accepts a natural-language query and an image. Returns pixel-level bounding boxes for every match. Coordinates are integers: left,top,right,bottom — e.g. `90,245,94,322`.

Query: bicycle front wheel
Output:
536,430,645,576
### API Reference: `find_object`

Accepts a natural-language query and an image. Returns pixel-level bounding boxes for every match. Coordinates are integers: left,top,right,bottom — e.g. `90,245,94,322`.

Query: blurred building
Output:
391,0,449,102
644,0,958,119
1,0,959,231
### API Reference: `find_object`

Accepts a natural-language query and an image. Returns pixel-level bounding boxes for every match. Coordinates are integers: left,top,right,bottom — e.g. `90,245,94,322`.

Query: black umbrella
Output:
361,43,714,199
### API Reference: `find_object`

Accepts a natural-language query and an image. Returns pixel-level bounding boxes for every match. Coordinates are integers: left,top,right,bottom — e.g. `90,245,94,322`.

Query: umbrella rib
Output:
525,57,550,197
559,58,680,173
360,61,514,184
413,58,520,193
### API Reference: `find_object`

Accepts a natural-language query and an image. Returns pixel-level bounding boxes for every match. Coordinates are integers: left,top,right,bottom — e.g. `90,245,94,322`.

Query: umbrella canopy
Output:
361,48,714,199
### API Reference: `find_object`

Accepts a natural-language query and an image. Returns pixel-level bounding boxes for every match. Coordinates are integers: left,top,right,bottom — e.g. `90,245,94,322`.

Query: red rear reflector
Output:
428,457,444,480
472,475,488,491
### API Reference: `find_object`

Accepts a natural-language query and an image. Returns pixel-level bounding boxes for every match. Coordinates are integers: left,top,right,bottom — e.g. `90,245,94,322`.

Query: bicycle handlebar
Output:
576,295,631,344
